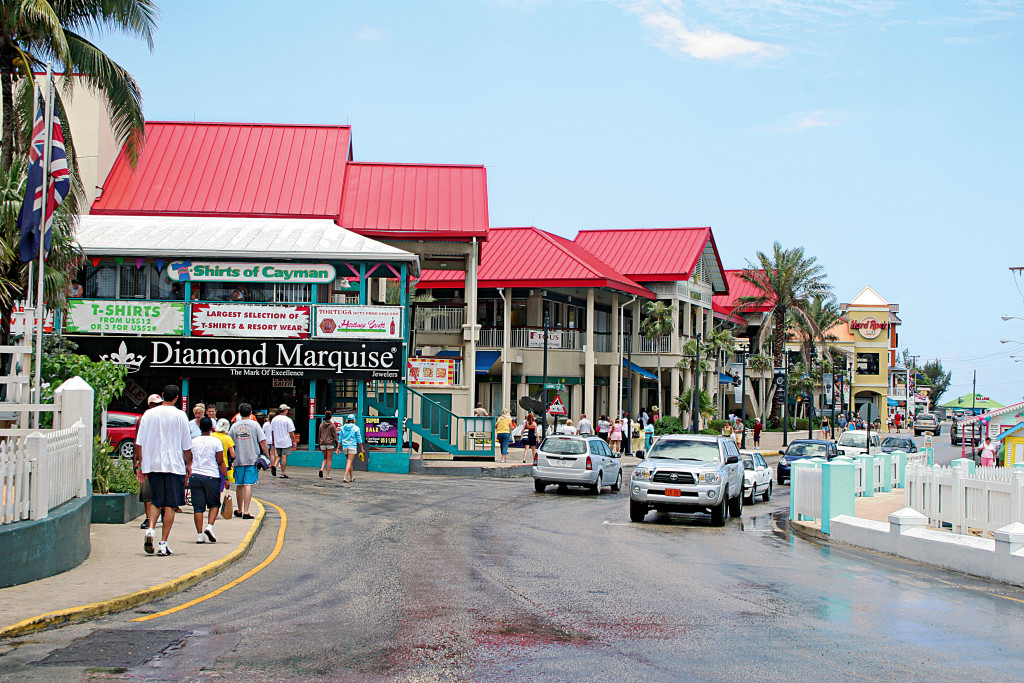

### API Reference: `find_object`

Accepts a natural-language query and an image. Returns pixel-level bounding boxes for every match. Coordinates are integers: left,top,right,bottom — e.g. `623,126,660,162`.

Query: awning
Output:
434,349,501,375
719,372,735,384
623,359,657,380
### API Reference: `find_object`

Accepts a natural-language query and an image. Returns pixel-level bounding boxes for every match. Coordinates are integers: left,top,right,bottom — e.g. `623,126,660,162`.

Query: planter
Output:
91,492,145,524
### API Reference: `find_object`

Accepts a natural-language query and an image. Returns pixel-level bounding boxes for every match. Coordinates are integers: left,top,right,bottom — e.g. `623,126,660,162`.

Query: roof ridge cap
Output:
541,229,647,290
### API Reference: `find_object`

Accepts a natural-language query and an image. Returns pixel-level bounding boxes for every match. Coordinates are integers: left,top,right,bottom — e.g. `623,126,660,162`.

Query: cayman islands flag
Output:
18,99,71,263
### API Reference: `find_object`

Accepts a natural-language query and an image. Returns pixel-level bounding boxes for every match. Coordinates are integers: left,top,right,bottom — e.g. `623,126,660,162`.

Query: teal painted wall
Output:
0,494,91,589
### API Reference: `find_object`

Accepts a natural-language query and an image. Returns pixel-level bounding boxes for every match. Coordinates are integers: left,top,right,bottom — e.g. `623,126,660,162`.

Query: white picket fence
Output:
905,463,1024,535
0,421,90,525
793,464,823,522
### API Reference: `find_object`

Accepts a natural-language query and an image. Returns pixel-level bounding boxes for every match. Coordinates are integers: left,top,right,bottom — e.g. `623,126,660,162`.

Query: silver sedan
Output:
532,435,623,494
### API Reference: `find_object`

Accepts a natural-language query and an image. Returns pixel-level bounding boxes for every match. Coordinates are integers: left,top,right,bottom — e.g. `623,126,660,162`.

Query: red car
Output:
106,411,142,459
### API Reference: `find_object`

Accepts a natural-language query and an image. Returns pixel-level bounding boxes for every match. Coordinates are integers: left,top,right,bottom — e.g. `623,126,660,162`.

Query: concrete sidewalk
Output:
0,500,265,638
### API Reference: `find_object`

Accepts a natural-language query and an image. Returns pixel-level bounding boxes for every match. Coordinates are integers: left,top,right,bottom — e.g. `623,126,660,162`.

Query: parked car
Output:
532,435,622,494
629,434,744,526
950,420,983,447
776,439,838,485
913,414,941,436
835,430,882,458
106,411,142,459
741,451,773,504
880,436,918,454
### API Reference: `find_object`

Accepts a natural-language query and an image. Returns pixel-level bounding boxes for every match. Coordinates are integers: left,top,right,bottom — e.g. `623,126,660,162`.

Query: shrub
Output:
92,437,117,494
654,416,686,435
709,419,728,433
699,428,719,435
107,459,140,495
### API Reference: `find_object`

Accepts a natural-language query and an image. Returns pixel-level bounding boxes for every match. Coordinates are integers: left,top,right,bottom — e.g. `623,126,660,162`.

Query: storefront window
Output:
119,265,149,299
857,352,880,376
83,263,117,298
511,299,528,327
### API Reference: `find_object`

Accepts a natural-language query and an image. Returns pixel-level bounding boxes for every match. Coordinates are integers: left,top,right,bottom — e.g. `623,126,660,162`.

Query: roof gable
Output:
418,227,653,298
91,122,352,218
848,286,889,307
338,162,489,240
573,227,726,292
712,269,772,314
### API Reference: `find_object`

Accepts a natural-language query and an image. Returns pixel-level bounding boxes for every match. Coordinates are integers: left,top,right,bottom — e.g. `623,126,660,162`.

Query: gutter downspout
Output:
619,295,638,419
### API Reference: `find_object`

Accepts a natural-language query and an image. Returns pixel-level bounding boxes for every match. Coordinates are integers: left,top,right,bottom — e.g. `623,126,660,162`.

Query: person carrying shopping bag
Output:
496,409,513,462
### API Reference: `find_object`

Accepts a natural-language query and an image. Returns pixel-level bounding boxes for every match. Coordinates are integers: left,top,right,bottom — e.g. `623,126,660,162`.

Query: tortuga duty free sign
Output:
314,306,402,339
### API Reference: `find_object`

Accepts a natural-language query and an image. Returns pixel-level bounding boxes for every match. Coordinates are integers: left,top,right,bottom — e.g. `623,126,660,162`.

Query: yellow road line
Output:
132,498,287,622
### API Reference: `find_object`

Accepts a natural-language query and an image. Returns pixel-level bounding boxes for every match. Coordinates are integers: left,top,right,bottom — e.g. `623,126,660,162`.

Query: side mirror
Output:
779,447,786,455
726,454,739,464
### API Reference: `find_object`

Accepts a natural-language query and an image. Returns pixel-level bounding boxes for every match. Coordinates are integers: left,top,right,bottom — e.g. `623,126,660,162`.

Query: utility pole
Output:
740,351,748,448
691,332,702,434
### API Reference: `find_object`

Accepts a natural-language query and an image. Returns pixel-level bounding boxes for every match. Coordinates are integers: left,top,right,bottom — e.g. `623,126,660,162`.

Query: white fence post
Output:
75,420,90,498
54,376,95,443
27,432,48,520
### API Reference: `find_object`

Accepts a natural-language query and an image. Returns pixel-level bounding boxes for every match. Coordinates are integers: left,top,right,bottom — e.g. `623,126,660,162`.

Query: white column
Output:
610,293,620,421
584,289,595,420
670,366,680,418
465,240,479,408
670,294,681,354
502,289,512,415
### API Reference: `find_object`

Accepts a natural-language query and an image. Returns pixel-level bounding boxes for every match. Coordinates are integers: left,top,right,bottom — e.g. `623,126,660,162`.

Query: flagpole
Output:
32,64,53,428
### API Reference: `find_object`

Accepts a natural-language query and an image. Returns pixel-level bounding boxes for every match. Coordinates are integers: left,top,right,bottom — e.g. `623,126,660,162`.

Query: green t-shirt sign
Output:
66,299,185,335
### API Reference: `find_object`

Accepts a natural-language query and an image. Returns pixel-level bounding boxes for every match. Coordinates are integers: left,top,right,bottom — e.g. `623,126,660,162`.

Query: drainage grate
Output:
34,629,190,668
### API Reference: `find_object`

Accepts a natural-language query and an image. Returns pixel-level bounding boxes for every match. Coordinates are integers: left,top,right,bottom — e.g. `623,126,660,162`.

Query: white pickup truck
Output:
835,429,882,457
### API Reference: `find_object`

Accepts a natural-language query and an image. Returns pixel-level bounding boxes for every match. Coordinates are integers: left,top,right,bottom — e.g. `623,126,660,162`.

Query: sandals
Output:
280,473,290,479
318,470,324,478
325,476,332,480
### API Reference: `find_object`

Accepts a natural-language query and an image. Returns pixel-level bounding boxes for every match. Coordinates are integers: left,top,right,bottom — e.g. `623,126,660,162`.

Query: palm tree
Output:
640,300,674,414
748,353,774,423
0,1,155,344
793,294,842,364
737,242,831,426
0,1,155,172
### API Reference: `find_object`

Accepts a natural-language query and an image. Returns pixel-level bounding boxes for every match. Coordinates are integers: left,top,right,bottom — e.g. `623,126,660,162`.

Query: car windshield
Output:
743,456,754,470
882,438,912,448
647,439,721,462
787,443,829,457
540,438,587,455
838,433,867,448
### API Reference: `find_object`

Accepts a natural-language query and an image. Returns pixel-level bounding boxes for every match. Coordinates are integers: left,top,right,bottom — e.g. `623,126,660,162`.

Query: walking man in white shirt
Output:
133,385,193,556
577,414,593,436
270,404,297,479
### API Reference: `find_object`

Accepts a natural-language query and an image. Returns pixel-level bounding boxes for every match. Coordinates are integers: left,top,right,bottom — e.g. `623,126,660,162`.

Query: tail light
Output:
533,451,538,466
586,456,593,471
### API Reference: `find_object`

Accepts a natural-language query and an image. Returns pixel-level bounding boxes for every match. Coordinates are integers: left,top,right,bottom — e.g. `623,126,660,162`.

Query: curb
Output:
409,460,533,478
0,500,266,640
789,518,830,542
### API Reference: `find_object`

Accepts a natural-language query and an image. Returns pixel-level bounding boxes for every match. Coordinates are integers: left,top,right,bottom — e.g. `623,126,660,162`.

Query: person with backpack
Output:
340,414,364,483
318,410,340,479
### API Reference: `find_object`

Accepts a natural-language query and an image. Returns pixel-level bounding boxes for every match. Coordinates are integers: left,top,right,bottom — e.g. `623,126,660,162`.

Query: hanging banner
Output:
190,303,310,338
407,358,455,386
70,337,402,381
313,306,402,339
10,300,54,334
528,330,562,348
166,261,336,283
823,372,834,405
363,416,399,447
65,300,184,335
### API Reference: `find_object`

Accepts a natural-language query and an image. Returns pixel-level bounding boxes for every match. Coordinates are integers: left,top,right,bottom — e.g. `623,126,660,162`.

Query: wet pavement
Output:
2,460,1023,681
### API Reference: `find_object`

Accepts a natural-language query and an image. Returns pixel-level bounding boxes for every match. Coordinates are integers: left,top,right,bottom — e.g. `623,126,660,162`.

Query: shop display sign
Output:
364,417,399,447
71,337,402,381
407,358,455,385
10,300,54,334
849,316,889,339
191,303,310,338
65,299,185,335
167,261,336,284
528,330,562,348
313,306,402,339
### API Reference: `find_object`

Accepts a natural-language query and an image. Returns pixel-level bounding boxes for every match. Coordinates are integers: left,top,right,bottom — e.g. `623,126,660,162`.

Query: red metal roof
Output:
573,227,725,288
712,302,748,325
339,162,489,240
418,227,654,298
91,122,353,218
713,270,773,314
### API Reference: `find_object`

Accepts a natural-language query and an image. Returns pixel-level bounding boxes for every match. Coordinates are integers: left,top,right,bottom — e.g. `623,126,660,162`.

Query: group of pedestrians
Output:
133,385,363,556
491,405,660,462
316,411,364,482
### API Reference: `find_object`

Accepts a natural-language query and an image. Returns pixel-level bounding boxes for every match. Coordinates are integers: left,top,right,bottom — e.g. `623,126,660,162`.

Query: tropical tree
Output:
0,1,155,345
922,359,952,407
748,353,774,423
737,242,832,426
676,388,715,427
793,294,842,364
640,300,674,414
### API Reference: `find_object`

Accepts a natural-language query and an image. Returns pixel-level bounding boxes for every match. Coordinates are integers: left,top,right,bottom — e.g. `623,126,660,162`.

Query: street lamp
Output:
1000,339,1024,344
738,348,749,449
1002,315,1024,321
806,345,815,440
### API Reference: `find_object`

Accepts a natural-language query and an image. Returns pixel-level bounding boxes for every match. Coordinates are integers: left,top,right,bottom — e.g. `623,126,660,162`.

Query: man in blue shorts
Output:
134,384,193,556
228,403,268,519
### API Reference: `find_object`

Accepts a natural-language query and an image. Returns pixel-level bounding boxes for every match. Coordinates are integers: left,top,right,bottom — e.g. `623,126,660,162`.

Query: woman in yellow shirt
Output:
495,409,513,463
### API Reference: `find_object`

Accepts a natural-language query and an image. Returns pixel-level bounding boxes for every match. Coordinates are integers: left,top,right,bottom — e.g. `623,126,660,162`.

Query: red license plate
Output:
664,488,682,497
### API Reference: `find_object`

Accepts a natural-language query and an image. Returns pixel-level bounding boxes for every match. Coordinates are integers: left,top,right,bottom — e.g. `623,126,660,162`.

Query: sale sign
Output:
190,303,310,338
313,306,402,340
364,417,399,447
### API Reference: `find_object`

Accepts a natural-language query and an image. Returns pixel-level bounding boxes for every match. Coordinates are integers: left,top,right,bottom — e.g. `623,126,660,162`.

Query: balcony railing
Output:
638,335,671,354
414,306,465,333
509,328,584,351
593,333,612,353
479,328,503,348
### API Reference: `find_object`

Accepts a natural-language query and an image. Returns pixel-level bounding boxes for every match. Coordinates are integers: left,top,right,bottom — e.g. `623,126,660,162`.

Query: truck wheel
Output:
534,479,546,493
629,499,647,522
728,487,743,518
711,496,727,526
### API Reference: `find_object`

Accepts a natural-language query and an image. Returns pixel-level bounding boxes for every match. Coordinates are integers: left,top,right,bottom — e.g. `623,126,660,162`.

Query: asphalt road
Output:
3,451,1024,681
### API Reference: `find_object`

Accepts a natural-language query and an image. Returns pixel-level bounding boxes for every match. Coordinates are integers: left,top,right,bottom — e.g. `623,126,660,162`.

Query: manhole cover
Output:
34,629,189,668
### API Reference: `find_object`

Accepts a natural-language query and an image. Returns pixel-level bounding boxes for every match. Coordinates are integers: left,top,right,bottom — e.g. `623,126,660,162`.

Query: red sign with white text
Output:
190,303,310,338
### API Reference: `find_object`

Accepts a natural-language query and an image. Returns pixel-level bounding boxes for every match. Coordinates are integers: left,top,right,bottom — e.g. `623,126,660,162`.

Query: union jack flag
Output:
18,97,71,263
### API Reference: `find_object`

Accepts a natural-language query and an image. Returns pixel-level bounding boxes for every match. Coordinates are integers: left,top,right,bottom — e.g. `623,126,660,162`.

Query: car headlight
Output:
633,467,652,481
698,471,721,484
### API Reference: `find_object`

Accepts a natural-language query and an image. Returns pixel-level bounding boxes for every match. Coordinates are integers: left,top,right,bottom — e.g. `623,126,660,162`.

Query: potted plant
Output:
91,437,145,524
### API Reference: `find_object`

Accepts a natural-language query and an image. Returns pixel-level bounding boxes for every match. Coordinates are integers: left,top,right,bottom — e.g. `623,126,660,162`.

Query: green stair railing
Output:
406,386,495,457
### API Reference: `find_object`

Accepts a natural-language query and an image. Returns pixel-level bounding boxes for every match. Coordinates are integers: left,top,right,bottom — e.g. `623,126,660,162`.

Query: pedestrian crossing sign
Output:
547,396,568,416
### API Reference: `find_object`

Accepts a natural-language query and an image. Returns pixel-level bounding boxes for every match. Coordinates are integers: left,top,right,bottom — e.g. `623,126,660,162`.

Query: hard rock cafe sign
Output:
849,316,889,339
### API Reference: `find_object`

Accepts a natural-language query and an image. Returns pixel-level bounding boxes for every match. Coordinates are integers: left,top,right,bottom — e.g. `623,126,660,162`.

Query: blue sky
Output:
98,0,1024,404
